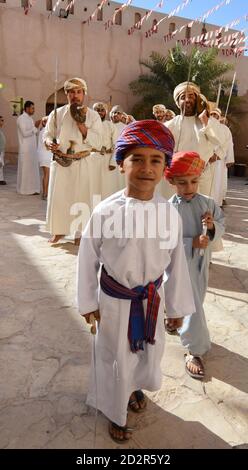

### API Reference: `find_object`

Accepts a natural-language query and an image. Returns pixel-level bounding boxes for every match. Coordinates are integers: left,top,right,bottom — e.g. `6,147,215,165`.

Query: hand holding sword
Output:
193,212,214,256
82,310,100,335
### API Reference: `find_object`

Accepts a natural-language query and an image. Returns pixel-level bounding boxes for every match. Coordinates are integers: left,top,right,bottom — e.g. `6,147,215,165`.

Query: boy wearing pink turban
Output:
77,121,195,443
166,151,225,379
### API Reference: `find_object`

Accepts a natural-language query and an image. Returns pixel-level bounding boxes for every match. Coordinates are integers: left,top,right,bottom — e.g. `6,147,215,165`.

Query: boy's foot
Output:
108,421,133,443
128,390,147,413
48,234,65,244
164,319,179,335
185,353,205,380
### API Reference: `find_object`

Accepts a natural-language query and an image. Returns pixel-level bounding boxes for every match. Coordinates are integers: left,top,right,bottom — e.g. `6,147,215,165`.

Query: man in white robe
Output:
16,101,40,195
165,82,225,197
92,102,119,198
0,116,6,185
223,136,235,204
44,78,102,244
210,108,234,207
109,105,127,191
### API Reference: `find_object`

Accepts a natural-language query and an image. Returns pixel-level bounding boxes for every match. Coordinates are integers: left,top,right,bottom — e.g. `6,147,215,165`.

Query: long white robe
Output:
16,112,40,195
77,190,195,426
0,128,6,181
37,127,52,168
165,115,225,196
44,105,102,236
169,193,225,356
94,120,120,199
223,132,235,201
113,122,126,191
211,124,233,206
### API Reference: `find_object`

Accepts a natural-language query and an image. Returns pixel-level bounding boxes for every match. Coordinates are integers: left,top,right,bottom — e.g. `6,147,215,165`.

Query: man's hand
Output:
202,211,214,230
193,235,209,249
77,122,88,139
82,310,100,324
209,153,220,164
198,108,209,127
166,317,183,330
35,119,41,128
46,141,60,152
226,163,234,168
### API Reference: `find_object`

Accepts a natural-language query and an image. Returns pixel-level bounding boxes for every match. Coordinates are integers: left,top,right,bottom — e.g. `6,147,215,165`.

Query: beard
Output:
182,102,196,116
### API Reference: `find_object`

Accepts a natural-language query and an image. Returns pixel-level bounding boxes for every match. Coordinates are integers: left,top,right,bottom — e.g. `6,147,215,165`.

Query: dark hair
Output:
24,101,34,110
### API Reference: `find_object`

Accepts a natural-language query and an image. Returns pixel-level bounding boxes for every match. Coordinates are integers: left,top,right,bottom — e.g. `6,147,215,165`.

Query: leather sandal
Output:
128,390,147,413
108,421,133,443
185,353,205,380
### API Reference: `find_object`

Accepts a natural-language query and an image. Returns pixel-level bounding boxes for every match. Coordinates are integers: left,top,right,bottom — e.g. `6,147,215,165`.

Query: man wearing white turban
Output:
152,104,167,123
44,77,102,244
165,82,225,196
210,108,234,207
92,102,120,198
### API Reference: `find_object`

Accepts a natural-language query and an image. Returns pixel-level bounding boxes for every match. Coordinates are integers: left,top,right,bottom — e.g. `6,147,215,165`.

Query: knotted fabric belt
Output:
100,266,163,353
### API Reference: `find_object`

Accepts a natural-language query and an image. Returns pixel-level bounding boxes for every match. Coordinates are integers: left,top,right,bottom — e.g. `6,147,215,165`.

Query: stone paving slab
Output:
0,166,247,449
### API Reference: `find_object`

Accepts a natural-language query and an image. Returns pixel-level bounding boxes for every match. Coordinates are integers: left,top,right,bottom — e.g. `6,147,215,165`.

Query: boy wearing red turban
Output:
77,121,195,443
166,151,225,379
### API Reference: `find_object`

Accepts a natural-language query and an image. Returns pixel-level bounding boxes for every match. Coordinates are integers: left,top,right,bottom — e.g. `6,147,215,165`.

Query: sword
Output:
224,71,237,120
53,57,58,146
216,83,222,108
89,313,98,449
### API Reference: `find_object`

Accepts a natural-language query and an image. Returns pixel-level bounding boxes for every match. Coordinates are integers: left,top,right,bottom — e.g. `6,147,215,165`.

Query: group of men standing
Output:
7,76,234,246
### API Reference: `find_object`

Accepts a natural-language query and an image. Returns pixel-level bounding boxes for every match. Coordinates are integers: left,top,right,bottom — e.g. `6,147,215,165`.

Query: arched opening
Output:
185,26,191,39
134,12,141,28
45,88,67,116
114,9,122,26
169,22,176,34
46,0,52,11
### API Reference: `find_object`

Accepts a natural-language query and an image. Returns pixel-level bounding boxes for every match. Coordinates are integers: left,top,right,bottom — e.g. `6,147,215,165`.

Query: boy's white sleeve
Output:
77,211,102,314
164,215,196,318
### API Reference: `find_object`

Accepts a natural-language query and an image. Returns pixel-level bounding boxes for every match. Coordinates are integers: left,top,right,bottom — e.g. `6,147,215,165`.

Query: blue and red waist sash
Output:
100,266,163,353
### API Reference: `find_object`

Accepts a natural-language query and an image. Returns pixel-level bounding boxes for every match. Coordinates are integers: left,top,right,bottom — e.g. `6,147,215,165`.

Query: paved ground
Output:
0,165,247,449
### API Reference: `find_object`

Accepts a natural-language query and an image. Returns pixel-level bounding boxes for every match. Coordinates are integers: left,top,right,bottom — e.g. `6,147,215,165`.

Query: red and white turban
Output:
165,151,205,179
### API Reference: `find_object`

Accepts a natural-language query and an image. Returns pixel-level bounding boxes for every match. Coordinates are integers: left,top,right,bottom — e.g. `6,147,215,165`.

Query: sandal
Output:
108,421,133,444
185,353,205,380
128,390,147,413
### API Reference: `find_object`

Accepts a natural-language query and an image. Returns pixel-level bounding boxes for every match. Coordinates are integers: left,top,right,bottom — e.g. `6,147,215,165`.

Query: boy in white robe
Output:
77,120,195,443
166,151,225,379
